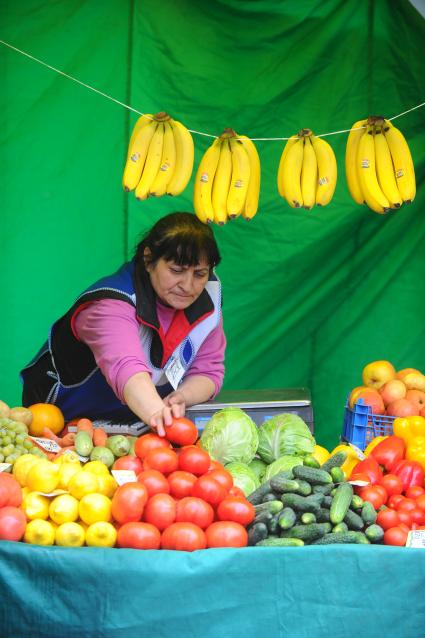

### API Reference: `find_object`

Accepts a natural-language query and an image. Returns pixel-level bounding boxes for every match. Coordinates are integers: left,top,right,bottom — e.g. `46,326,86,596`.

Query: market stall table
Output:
1,542,424,638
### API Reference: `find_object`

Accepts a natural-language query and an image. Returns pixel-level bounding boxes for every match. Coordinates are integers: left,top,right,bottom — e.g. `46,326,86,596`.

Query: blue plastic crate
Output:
342,398,395,450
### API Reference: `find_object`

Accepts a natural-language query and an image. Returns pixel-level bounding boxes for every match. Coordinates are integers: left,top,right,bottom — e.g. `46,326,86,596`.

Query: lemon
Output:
24,519,56,545
55,522,85,547
85,521,117,548
26,460,60,493
96,473,118,498
12,454,42,487
53,451,81,466
22,491,50,520
68,470,99,500
79,493,112,525
49,494,80,524
57,463,81,490
83,460,110,476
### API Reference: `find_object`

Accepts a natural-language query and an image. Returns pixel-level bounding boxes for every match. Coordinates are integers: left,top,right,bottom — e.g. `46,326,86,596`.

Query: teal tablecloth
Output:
1,541,424,638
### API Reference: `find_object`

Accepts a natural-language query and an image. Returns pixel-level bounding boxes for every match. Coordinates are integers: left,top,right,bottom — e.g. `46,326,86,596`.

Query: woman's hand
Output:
149,396,185,437
163,390,186,417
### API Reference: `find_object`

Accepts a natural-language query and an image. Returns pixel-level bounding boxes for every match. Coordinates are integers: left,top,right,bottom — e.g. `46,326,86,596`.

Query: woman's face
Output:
146,257,210,309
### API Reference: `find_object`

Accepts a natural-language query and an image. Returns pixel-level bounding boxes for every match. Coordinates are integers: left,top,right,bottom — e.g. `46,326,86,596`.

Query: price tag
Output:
348,480,369,487
36,489,68,498
0,463,12,473
111,470,137,486
349,443,366,460
406,530,425,548
164,355,185,390
29,437,61,453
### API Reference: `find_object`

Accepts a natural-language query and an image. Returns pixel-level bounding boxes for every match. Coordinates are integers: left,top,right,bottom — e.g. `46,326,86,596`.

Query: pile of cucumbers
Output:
247,451,384,547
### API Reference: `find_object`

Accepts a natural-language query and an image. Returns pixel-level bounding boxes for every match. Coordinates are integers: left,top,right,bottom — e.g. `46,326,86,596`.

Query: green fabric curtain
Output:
1,0,424,448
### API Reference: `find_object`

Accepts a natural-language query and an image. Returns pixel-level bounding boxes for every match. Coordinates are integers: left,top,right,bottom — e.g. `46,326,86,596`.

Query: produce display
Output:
345,117,416,214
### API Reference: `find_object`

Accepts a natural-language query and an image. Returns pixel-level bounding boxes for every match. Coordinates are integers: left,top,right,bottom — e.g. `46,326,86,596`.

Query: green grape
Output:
23,439,33,450
5,453,20,464
0,453,4,463
2,444,14,456
15,423,28,435
15,434,26,445
3,435,13,445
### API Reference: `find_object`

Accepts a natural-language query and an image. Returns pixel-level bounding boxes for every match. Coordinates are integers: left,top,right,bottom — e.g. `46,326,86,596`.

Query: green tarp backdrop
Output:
1,0,424,448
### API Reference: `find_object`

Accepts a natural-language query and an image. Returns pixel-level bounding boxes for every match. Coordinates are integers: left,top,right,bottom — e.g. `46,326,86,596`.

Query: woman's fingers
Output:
150,406,173,437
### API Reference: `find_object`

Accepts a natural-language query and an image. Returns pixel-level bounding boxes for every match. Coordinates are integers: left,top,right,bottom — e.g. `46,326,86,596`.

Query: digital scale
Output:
90,387,313,436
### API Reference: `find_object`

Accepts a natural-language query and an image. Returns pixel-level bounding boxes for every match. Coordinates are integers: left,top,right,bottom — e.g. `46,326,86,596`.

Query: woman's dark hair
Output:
135,212,221,270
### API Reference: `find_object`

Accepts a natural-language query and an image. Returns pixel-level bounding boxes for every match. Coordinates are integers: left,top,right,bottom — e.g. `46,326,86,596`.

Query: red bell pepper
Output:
370,435,405,472
350,456,383,484
392,459,425,492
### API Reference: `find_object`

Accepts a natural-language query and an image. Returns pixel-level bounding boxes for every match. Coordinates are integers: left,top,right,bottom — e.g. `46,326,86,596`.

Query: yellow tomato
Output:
12,454,42,487
407,416,425,438
393,418,414,444
83,461,110,476
57,463,81,490
22,492,50,521
68,471,99,500
49,494,80,525
26,460,60,493
24,519,56,545
96,473,118,498
55,522,85,547
85,521,117,548
78,493,112,525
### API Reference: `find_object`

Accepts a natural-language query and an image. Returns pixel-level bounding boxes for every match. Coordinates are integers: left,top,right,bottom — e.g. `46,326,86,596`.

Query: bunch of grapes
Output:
0,418,44,465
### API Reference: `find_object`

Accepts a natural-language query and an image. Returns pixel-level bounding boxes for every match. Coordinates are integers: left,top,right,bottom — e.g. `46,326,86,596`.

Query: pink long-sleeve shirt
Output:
74,298,226,403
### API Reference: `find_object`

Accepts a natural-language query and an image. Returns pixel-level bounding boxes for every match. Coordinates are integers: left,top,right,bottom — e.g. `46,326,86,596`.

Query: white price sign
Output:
0,463,12,473
406,530,425,548
111,470,137,486
29,437,61,453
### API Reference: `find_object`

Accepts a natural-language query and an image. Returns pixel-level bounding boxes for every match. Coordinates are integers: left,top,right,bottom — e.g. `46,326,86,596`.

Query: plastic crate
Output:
342,398,395,450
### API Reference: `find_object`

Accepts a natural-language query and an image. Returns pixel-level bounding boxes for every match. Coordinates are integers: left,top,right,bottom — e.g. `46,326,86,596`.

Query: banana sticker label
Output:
234,179,243,188
160,163,170,172
396,169,404,178
361,159,370,168
131,152,141,162
200,173,209,183
318,176,329,185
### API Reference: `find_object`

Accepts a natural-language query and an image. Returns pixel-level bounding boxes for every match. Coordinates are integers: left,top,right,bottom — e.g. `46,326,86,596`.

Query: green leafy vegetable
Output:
257,413,315,464
263,455,304,481
248,457,267,482
225,462,260,496
200,407,259,465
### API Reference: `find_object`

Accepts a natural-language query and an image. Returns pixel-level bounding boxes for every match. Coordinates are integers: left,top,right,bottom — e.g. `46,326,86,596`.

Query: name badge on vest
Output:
164,354,185,390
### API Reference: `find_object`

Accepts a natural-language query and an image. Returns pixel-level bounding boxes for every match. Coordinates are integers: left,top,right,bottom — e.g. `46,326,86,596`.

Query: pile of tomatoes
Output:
111,423,255,552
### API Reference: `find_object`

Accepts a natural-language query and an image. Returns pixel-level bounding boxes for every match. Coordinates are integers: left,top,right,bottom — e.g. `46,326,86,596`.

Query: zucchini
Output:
350,494,364,510
247,522,268,546
300,512,316,524
278,507,297,530
343,508,364,531
270,476,300,493
254,500,283,515
364,524,384,544
293,480,312,496
361,501,377,526
330,467,345,483
316,508,331,523
293,465,333,485
330,482,353,524
320,451,348,473
312,531,370,545
332,522,348,533
281,493,324,513
283,522,331,543
256,537,304,547
247,481,272,505
312,483,334,495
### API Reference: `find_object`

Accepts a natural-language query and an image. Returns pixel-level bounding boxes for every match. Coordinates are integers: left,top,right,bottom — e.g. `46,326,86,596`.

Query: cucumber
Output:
267,514,281,535
75,431,93,457
293,480,312,496
281,493,324,513
343,508,364,531
350,494,364,510
247,481,272,505
332,522,348,533
278,507,297,530
256,537,304,547
330,482,353,524
312,483,334,495
300,512,316,524
283,522,331,543
262,492,280,502
252,510,273,526
320,451,348,473
312,531,370,545
270,476,300,493
321,495,333,509
361,501,377,526
330,467,345,483
364,524,384,544
316,508,331,523
254,500,283,515
293,465,333,485
302,455,321,469
247,522,268,546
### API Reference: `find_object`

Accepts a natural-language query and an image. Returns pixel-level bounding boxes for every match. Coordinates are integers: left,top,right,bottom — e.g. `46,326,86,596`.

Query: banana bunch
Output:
345,117,416,214
277,129,337,209
122,112,194,199
193,129,260,225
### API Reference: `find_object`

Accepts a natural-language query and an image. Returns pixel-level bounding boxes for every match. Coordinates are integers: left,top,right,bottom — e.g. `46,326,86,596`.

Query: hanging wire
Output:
1,39,424,141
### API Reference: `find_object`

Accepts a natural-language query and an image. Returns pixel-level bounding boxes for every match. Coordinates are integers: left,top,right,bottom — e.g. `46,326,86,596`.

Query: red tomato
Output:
383,525,409,546
397,510,412,527
161,522,206,551
217,497,255,526
192,475,227,506
205,521,248,548
0,473,22,508
359,485,387,510
416,494,425,512
175,497,214,529
117,522,161,549
137,469,170,496
376,508,400,531
228,486,246,498
143,493,176,531
167,471,197,499
397,498,417,513
410,508,425,525
0,506,27,541
387,494,405,509
379,474,403,497
143,447,179,475
134,433,170,459
178,446,211,476
406,486,425,499
207,468,234,492
111,482,148,524
112,455,143,474
164,417,198,447
208,459,226,472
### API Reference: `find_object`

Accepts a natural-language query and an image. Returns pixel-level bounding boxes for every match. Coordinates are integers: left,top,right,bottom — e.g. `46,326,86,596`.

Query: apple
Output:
403,372,425,393
395,368,422,381
405,390,425,413
386,398,417,418
362,360,396,390
379,379,406,406
350,387,385,415
349,386,368,409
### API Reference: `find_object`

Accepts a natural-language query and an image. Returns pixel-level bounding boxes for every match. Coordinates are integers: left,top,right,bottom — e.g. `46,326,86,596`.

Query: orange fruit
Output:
28,403,65,436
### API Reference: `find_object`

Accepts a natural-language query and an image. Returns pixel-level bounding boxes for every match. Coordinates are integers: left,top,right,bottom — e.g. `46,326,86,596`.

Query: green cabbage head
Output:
225,462,260,496
200,407,259,465
257,413,315,464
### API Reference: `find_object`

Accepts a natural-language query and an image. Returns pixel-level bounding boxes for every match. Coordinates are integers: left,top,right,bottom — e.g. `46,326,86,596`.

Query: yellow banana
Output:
277,135,298,198
383,122,416,203
301,137,317,210
193,139,221,224
311,134,337,207
135,122,164,200
281,138,304,208
239,135,261,221
374,126,402,208
345,119,367,205
227,138,251,218
166,119,194,196
122,115,155,192
356,126,390,214
211,139,232,225
149,121,176,197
